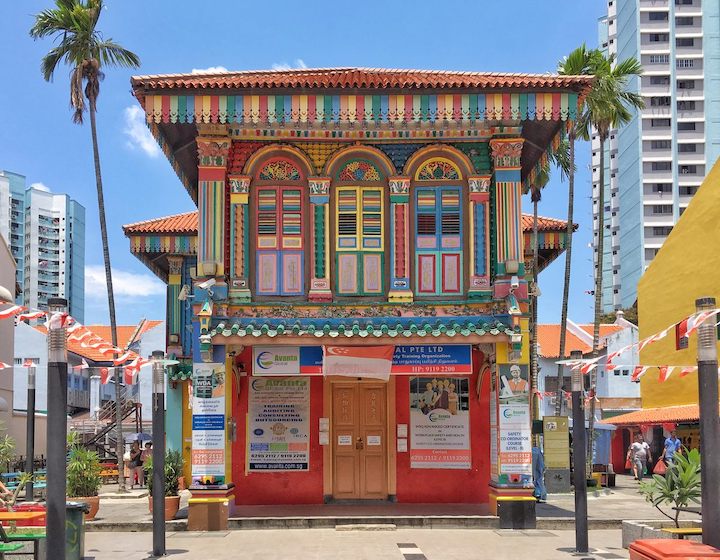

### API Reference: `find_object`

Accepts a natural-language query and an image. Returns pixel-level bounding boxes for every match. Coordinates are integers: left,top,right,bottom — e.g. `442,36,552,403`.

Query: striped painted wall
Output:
143,92,578,124
129,235,197,254
198,180,225,272
495,181,523,265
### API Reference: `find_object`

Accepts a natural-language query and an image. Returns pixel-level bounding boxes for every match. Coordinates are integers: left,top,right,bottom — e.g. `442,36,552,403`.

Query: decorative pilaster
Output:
228,175,252,303
308,178,332,302
167,256,184,355
468,175,491,300
490,139,525,278
197,134,231,278
388,177,412,302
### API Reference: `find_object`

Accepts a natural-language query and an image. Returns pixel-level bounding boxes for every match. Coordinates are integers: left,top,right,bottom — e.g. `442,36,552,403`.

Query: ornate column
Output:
308,177,332,302
167,256,184,356
228,175,252,303
468,175,491,300
196,133,230,283
388,176,412,302
490,138,525,279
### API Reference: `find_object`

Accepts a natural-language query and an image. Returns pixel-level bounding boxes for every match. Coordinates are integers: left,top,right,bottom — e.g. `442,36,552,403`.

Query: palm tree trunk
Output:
555,131,576,415
588,133,606,471
530,195,540,425
88,98,126,493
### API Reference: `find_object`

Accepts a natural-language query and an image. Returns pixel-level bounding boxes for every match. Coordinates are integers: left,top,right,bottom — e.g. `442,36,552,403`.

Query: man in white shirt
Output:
627,433,652,480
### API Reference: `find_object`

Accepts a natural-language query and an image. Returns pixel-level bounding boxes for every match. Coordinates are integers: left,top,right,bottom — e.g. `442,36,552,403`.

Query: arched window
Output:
413,158,463,295
253,158,306,296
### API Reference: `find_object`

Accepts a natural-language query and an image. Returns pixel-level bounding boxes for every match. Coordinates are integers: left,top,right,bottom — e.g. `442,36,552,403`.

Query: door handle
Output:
356,437,364,450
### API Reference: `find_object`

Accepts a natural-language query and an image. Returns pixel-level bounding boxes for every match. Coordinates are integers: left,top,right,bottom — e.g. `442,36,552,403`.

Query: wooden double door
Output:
332,382,388,500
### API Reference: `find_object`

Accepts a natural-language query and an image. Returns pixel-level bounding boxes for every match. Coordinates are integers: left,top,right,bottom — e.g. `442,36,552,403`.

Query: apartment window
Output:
677,80,696,89
650,76,670,85
680,186,698,196
676,59,695,69
677,100,696,110
651,119,671,128
651,140,671,149
649,12,669,21
676,16,694,25
677,121,696,131
680,165,697,174
675,0,693,4
649,54,670,64
653,226,673,236
652,183,671,193
678,143,697,153
649,33,669,42
651,97,671,107
652,162,672,171
653,205,673,215
676,38,694,47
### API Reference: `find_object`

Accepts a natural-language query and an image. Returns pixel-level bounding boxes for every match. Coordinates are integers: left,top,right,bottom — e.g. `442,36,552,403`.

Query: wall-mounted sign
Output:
191,363,226,485
248,377,310,471
338,435,352,446
498,404,532,475
252,346,322,375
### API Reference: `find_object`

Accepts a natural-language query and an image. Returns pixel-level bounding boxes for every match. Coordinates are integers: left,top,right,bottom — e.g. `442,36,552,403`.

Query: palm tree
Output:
31,0,140,493
555,45,601,415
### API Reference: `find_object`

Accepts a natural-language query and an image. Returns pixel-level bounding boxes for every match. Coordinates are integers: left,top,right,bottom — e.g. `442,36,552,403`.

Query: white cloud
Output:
191,66,228,74
85,265,165,300
122,106,160,158
30,182,50,192
271,59,308,71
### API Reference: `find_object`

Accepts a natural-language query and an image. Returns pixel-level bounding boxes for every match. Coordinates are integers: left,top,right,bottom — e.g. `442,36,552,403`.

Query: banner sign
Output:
191,363,226,485
248,377,310,471
323,345,394,380
409,376,471,469
498,404,532,476
252,345,471,376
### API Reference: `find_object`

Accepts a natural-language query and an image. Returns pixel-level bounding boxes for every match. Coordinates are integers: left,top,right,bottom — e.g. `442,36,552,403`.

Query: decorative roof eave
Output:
214,333,508,346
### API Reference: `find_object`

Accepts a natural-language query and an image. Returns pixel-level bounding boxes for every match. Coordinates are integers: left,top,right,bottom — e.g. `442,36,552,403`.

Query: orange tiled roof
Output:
123,212,197,234
34,321,163,362
601,404,701,426
578,324,625,339
537,323,622,358
124,211,568,236
131,67,592,92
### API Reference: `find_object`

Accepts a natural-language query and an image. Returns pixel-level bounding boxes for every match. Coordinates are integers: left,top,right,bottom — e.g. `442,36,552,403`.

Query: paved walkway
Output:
83,529,630,560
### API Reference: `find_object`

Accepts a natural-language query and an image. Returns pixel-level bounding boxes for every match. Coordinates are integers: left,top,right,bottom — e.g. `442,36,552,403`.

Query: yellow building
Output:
605,159,720,443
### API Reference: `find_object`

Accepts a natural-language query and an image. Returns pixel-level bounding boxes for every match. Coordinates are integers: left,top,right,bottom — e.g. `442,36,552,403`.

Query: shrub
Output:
67,446,102,498
144,450,184,497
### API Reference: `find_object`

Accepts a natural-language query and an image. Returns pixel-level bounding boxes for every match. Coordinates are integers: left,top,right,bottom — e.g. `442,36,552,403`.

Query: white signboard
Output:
248,377,310,471
498,404,532,475
367,435,381,446
338,435,352,446
191,363,226,484
252,346,301,375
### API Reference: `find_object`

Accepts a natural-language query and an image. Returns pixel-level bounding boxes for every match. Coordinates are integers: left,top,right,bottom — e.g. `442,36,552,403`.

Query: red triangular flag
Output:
100,367,111,385
631,366,648,382
679,366,696,377
658,366,675,383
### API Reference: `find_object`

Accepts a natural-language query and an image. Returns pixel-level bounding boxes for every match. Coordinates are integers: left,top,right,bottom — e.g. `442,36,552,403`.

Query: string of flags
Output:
0,300,151,384
533,389,598,406
555,308,720,383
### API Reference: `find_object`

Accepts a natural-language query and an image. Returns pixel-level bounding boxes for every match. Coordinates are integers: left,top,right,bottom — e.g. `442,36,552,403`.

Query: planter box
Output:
622,519,703,549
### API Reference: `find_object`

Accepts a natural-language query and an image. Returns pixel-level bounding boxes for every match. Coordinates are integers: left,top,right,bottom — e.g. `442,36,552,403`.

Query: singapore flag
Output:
322,346,394,381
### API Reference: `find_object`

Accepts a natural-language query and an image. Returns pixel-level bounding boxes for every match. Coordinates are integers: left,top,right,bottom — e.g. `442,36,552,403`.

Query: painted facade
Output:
124,68,588,508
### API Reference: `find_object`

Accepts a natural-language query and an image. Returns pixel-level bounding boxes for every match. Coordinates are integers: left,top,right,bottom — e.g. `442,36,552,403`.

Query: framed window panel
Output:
414,186,463,295
335,186,384,295
255,186,305,295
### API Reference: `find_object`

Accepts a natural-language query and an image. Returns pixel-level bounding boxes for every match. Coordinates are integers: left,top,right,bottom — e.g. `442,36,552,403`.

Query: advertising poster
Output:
248,377,310,471
191,363,226,484
409,376,471,469
252,346,322,375
498,404,532,477
498,364,530,404
393,345,472,374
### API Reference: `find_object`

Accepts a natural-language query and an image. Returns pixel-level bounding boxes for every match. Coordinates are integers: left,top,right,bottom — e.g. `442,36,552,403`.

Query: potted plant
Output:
67,446,103,520
145,450,184,520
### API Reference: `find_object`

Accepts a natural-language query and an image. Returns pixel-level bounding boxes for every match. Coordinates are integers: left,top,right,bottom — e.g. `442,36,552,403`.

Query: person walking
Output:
661,429,682,466
129,441,143,489
627,433,652,480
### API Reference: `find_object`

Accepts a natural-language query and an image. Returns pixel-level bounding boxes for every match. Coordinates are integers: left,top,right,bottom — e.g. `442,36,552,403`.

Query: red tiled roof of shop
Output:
577,324,625,339
131,67,592,92
600,404,701,426
536,324,622,358
125,211,569,236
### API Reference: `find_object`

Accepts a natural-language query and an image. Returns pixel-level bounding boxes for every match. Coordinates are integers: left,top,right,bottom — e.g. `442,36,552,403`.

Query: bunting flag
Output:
68,330,93,343
124,366,139,385
657,366,675,383
73,359,89,371
677,310,720,340
0,305,25,319
0,362,11,370
631,366,649,382
580,362,598,374
679,366,697,377
46,311,70,330
100,367,111,385
113,352,133,366
22,359,34,368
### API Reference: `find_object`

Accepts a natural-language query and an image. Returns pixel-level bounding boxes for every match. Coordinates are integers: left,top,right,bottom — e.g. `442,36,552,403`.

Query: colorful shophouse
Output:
124,68,588,512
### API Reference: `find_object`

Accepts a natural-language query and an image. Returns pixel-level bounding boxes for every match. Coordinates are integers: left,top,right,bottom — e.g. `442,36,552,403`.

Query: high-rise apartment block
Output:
595,0,720,311
0,170,85,321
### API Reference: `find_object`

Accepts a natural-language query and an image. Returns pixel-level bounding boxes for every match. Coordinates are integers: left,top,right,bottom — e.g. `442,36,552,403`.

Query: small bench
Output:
661,527,703,539
1,523,45,559
100,469,119,483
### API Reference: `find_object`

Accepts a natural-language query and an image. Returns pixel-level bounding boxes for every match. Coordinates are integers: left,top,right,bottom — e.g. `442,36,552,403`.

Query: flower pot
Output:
75,496,100,520
149,495,181,521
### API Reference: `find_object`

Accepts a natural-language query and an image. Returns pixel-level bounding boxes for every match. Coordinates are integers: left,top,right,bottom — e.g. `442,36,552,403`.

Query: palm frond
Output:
93,40,140,69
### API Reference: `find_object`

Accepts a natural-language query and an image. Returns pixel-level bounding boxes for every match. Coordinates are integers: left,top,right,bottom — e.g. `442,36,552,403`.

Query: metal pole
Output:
25,365,36,501
695,297,719,549
151,350,166,557
46,298,68,560
570,349,588,553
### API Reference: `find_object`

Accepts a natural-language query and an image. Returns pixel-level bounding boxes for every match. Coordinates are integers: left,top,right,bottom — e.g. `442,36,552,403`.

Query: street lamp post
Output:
695,297,719,549
25,363,36,501
570,349,588,553
46,298,68,560
151,350,166,557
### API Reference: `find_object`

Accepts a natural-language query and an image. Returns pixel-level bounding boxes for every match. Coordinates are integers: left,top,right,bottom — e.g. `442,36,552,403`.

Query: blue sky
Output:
1,0,604,326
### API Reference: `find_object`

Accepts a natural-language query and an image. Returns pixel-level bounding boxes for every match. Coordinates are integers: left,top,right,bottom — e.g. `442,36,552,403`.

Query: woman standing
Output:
129,441,144,488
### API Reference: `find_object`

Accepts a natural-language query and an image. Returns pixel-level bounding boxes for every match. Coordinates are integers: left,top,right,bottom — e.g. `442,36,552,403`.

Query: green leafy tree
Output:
144,450,184,497
30,0,140,492
67,445,103,498
639,448,701,528
0,435,16,472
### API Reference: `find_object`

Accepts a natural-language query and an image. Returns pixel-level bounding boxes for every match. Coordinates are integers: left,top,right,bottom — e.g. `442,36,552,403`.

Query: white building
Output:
0,171,86,321
594,0,720,312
